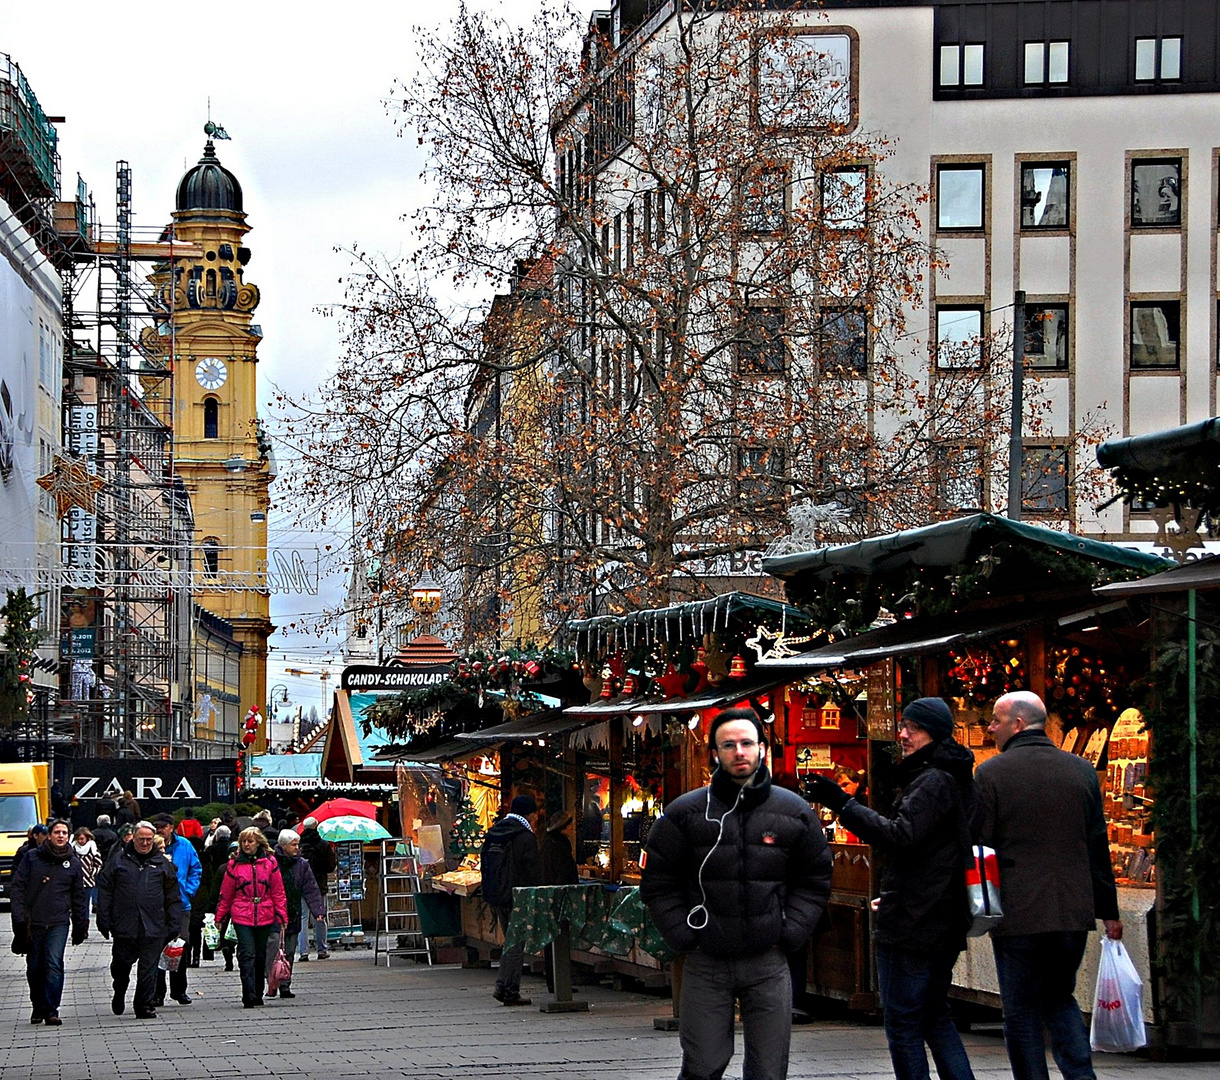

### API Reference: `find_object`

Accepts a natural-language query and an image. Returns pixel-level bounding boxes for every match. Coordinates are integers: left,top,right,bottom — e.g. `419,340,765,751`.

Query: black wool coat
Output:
839,738,975,953
11,843,89,932
640,765,831,959
96,845,184,941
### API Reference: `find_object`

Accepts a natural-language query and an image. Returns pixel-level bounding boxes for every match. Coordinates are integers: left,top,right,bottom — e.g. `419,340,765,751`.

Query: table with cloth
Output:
504,884,674,1010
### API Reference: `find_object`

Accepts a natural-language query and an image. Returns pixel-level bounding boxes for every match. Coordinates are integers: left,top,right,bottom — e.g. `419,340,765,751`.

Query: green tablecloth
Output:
504,884,673,962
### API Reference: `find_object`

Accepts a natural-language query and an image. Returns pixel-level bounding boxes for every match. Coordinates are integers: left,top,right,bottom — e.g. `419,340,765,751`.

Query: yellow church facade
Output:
147,139,273,738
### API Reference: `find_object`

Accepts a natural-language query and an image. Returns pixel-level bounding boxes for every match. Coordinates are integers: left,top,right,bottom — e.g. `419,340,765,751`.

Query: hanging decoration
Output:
35,454,105,518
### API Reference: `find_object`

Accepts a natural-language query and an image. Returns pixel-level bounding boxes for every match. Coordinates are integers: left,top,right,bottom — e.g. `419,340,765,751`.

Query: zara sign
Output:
69,759,238,823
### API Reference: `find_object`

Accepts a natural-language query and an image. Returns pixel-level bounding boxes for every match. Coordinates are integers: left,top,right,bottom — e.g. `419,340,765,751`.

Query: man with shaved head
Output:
974,691,1122,1080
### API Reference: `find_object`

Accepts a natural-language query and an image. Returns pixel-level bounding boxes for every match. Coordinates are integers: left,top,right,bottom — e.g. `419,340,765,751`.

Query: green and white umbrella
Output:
317,814,392,843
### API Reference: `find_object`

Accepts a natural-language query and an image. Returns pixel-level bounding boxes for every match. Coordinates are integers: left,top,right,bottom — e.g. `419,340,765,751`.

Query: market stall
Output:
761,513,1171,1015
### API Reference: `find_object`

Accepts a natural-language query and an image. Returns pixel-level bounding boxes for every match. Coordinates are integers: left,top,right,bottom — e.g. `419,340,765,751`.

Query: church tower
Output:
152,134,273,737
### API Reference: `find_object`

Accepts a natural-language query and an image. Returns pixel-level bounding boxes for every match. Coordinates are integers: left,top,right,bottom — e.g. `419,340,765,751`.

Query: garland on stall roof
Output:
0,589,41,726
360,646,575,741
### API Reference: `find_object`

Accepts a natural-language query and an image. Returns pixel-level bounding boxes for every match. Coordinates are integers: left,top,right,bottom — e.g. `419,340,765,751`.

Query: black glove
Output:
805,774,850,813
72,926,87,946
11,922,27,955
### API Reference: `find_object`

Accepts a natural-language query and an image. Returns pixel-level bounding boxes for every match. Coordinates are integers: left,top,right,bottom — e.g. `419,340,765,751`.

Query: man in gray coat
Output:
974,691,1122,1080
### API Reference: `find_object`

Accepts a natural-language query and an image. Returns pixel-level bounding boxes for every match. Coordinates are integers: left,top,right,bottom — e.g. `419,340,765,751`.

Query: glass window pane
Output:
1048,42,1070,83
1131,160,1181,226
1025,42,1045,84
1135,38,1157,81
822,308,868,373
938,167,984,229
1021,164,1070,228
939,45,960,87
823,169,867,229
743,168,786,232
1022,447,1068,511
936,307,983,368
1131,302,1180,368
1025,306,1069,369
963,44,984,85
1161,37,1181,80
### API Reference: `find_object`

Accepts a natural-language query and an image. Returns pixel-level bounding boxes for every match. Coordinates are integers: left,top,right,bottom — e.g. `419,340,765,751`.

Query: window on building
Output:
1025,41,1070,85
938,43,984,88
1021,445,1069,513
820,306,868,374
1135,37,1182,82
203,398,219,439
1130,301,1181,369
741,166,787,233
201,538,221,577
822,168,868,230
936,306,984,369
737,443,787,501
937,165,985,230
737,305,786,374
1131,159,1181,227
1021,162,1070,228
933,443,983,512
1024,305,1069,369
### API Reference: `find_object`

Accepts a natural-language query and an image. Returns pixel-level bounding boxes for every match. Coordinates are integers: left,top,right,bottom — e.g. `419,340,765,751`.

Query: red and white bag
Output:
158,937,185,972
966,846,1003,936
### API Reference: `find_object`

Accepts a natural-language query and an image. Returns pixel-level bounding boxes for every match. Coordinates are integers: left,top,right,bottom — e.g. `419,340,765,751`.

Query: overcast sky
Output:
3,0,585,710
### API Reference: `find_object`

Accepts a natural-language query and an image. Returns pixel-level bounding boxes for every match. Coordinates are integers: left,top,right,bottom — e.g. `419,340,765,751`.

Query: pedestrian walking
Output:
808,697,977,1080
10,819,88,1025
298,817,335,960
640,706,832,1080
973,691,1123,1080
95,821,182,1020
70,827,103,914
215,826,287,1008
479,793,542,1006
92,815,119,862
11,823,48,879
266,829,326,999
152,814,202,1006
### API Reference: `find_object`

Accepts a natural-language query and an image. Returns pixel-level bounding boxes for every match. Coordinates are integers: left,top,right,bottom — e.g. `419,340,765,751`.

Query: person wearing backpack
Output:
479,794,541,1006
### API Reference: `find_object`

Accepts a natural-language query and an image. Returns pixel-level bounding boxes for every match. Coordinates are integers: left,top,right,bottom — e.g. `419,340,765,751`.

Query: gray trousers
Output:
494,906,524,997
678,947,792,1080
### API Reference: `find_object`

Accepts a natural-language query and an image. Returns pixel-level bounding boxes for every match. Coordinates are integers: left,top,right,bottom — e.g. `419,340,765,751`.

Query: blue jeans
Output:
300,906,327,954
875,946,975,1080
26,923,69,1018
992,931,1094,1080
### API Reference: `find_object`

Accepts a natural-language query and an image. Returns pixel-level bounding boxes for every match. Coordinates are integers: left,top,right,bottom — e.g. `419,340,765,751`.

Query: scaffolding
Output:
57,163,199,757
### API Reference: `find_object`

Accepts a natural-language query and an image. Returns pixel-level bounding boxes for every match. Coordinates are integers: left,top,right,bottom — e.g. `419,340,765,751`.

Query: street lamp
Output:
268,683,288,719
224,455,247,474
410,567,443,618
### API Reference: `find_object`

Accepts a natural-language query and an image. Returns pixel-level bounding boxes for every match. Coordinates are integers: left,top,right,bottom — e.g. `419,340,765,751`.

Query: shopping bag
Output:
158,937,186,972
965,846,1003,936
1090,937,1147,1053
223,919,237,943
202,913,220,950
268,949,292,994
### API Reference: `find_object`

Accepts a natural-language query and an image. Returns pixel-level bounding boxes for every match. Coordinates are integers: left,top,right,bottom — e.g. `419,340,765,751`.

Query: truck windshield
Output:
0,796,39,833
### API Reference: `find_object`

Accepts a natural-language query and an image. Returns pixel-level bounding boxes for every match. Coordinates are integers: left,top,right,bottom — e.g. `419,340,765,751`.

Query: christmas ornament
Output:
656,664,691,700
35,454,105,518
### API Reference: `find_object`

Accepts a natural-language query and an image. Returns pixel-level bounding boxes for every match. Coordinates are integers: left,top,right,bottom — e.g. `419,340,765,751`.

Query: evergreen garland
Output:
1143,593,1220,1019
0,589,41,726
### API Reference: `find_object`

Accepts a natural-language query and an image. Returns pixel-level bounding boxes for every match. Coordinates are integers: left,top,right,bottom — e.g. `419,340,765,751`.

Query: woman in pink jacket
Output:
215,827,287,1007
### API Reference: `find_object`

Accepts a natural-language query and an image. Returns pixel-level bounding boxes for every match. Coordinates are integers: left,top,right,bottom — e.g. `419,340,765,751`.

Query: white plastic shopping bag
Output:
1090,937,1147,1053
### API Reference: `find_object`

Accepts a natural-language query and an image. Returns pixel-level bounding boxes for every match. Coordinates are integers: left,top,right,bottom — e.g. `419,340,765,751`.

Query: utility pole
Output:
1007,290,1026,520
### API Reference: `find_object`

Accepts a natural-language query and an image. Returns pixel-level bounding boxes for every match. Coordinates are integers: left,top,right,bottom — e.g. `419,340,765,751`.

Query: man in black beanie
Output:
479,793,541,1005
808,697,977,1080
641,706,831,1080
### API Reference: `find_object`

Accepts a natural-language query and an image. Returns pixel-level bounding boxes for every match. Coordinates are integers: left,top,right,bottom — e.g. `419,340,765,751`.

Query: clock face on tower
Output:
195,357,228,390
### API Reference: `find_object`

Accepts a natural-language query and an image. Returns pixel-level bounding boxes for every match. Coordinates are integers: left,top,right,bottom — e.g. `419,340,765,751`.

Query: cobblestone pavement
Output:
0,927,1211,1080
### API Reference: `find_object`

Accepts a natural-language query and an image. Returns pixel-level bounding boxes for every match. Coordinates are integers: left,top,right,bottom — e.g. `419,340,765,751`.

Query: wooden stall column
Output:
563,739,578,825
1027,624,1047,700
609,715,625,881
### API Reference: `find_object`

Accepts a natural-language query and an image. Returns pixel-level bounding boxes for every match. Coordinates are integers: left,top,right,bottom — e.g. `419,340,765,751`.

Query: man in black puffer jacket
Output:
808,697,977,1080
641,707,831,1080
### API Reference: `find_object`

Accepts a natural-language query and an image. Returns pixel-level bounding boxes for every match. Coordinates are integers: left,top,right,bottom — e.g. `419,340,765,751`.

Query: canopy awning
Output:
1095,554,1220,598
762,513,1171,583
374,737,498,764
1097,417,1220,473
454,709,595,742
757,608,1050,673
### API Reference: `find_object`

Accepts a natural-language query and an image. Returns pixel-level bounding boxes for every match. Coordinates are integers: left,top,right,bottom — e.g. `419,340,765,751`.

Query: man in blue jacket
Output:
152,814,202,1006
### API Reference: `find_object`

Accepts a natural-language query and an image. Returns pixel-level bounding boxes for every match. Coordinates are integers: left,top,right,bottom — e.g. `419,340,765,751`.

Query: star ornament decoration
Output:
36,455,105,518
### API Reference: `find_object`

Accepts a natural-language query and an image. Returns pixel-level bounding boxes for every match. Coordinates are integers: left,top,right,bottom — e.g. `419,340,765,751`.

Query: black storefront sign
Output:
67,759,238,824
